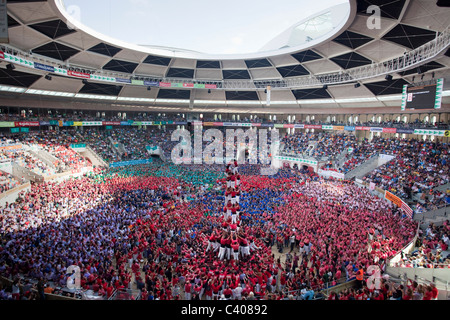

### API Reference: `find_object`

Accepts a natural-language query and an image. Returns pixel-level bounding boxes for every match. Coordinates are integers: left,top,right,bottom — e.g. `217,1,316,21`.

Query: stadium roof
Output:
1,0,450,111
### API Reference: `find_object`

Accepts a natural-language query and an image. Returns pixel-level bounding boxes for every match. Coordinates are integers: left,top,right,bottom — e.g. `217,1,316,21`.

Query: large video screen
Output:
401,78,444,110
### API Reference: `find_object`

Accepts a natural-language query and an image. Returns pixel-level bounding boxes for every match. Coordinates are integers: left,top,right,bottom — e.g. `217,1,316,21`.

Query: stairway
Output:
344,154,380,180
79,145,108,167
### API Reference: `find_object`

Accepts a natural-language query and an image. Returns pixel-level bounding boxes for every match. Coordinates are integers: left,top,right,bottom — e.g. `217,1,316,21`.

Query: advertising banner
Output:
385,191,403,207
70,144,87,149
318,169,345,180
294,124,305,129
109,158,153,168
103,121,121,126
82,121,102,126
159,82,172,87
370,127,383,132
144,81,160,87
131,79,144,85
305,125,322,129
0,122,15,127
396,128,415,134
382,128,396,133
68,70,90,79
344,126,355,131
34,62,55,73
14,121,39,127
115,78,132,84
0,144,22,151
413,129,445,136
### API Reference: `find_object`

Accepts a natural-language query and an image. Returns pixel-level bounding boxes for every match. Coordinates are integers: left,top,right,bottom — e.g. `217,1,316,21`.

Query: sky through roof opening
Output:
63,0,349,55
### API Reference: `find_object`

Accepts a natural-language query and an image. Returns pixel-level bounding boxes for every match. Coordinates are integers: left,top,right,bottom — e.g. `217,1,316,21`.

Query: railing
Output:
1,25,449,90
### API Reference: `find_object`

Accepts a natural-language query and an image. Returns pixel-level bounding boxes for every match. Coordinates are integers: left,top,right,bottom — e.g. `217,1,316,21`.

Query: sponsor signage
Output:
0,122,15,127
109,158,153,168
344,126,355,131
382,128,396,133
103,121,121,126
144,81,159,87
14,121,39,127
68,70,90,79
414,129,445,136
115,78,132,84
131,79,144,85
396,128,415,134
305,125,322,129
34,62,55,73
370,127,383,132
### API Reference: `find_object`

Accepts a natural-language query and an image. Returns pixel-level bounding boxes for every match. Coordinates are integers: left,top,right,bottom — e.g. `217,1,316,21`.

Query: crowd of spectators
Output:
0,160,420,301
363,139,448,209
0,171,20,194
393,221,450,268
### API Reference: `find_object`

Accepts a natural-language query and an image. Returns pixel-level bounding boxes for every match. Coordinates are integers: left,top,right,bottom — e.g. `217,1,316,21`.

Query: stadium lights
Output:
0,85,26,93
26,89,75,97
6,63,15,70
385,75,393,81
354,83,361,88
45,74,52,81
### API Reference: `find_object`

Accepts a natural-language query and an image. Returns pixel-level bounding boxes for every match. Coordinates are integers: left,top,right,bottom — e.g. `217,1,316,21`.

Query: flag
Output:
401,202,413,218
416,203,424,213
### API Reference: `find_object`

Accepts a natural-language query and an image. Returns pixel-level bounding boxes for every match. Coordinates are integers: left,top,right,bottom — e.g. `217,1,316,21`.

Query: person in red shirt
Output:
430,283,439,300
423,286,434,300
184,280,192,300
223,285,233,299
231,236,240,261
211,279,222,300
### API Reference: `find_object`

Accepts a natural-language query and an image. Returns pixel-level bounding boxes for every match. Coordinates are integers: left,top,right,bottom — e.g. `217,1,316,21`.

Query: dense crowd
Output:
0,159,422,301
363,139,448,209
393,221,450,268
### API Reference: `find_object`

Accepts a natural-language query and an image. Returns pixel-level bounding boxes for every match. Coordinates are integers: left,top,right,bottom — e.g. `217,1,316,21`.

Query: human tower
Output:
205,159,259,260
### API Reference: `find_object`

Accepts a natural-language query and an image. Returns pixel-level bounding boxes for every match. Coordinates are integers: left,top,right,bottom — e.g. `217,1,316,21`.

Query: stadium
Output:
0,0,449,306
